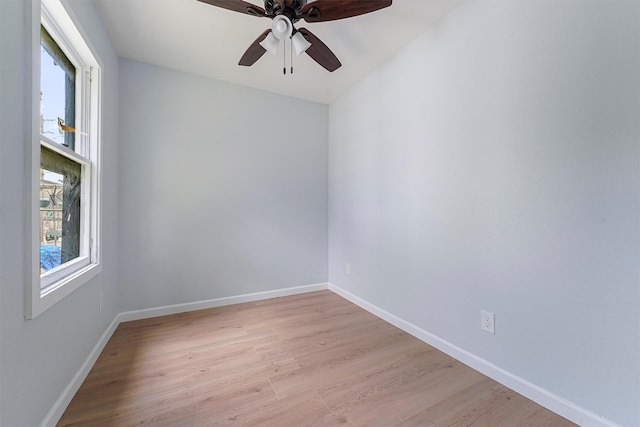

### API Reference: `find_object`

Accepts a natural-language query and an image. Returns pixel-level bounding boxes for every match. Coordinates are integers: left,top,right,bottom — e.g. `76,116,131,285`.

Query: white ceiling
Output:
95,0,464,104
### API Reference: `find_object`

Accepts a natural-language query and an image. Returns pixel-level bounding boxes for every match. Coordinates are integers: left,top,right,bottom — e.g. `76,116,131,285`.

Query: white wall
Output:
118,60,328,311
0,0,120,425
328,1,640,425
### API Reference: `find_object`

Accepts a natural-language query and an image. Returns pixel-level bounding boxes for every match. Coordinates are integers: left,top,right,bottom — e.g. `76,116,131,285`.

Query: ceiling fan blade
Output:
300,0,391,22
196,0,266,17
238,30,271,66
297,28,341,72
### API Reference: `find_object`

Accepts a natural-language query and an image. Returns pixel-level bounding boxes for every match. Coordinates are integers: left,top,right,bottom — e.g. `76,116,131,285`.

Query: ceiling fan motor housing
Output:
264,0,308,22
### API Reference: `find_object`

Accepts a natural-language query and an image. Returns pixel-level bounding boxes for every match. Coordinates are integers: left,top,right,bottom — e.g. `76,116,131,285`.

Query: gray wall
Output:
118,60,328,311
328,1,640,425
0,0,120,425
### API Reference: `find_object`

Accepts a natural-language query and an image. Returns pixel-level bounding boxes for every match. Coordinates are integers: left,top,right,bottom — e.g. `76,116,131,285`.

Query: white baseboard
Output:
328,283,617,427
45,282,614,427
40,315,121,427
119,282,329,322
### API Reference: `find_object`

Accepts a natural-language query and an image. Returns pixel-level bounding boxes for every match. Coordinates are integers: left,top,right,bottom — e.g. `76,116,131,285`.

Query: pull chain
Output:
290,38,294,74
283,39,286,74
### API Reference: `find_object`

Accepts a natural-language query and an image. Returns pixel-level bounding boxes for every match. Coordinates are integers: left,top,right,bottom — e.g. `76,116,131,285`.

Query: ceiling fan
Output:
197,0,392,72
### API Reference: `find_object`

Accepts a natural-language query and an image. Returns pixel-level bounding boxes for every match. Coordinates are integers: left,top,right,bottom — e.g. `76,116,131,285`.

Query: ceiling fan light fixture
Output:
291,31,311,55
259,31,280,54
271,15,292,40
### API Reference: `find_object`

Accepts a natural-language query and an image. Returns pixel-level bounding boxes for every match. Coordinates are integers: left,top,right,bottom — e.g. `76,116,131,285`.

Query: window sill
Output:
27,262,102,319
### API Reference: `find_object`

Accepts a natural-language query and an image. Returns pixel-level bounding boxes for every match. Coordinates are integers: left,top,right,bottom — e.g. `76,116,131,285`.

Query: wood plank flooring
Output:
58,291,576,426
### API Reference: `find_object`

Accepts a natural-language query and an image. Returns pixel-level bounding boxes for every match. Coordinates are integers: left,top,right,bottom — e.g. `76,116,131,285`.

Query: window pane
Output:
40,26,75,149
40,146,81,276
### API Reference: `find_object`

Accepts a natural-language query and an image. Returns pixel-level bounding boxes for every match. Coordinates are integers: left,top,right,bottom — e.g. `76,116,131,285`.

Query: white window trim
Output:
26,0,103,319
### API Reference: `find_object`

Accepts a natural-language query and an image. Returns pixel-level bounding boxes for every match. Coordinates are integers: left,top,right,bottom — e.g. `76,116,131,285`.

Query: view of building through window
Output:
40,147,82,274
40,168,64,271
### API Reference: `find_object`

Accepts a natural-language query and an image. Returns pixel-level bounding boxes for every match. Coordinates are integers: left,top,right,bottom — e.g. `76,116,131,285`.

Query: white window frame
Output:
26,0,102,319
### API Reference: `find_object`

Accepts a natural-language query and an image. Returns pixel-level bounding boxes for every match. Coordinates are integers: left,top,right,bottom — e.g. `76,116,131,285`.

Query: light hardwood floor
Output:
58,291,576,426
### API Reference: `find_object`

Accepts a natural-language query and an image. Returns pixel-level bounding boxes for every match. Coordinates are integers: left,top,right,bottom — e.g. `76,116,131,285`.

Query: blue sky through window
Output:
40,44,69,145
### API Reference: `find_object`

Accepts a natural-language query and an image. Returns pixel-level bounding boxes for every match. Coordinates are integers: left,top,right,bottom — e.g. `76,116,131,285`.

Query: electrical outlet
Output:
99,292,103,312
345,263,351,275
481,310,495,334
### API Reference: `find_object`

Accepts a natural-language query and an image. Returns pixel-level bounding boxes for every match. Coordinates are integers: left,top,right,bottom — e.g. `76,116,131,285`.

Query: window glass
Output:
40,146,81,278
40,25,75,149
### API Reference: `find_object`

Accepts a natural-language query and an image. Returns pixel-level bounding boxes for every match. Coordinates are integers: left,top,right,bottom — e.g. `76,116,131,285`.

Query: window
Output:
26,0,102,319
